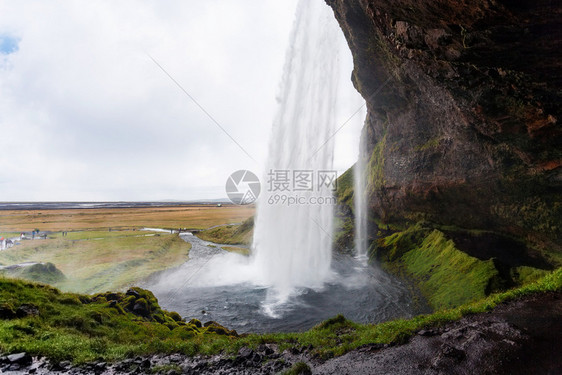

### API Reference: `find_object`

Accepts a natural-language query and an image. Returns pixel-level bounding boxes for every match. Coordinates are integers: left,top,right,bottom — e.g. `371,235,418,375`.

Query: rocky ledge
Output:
315,291,562,374
326,0,562,251
2,292,560,374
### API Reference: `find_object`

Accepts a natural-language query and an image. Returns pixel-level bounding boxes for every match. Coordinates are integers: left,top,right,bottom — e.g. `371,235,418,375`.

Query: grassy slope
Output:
195,217,254,246
376,224,550,310
0,268,560,363
0,263,66,285
0,280,235,363
0,233,191,294
222,246,251,256
335,165,354,209
402,231,499,308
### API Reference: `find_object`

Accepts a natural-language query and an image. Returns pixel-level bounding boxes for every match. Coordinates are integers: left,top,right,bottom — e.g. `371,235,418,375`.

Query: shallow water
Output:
145,233,419,333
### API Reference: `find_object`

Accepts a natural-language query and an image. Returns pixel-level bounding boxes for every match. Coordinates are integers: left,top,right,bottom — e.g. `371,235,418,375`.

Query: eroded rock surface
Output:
326,0,562,249
314,292,562,374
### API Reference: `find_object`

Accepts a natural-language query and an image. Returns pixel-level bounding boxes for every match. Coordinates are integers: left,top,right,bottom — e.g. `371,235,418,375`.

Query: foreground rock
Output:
1,292,560,374
314,292,562,374
0,345,289,375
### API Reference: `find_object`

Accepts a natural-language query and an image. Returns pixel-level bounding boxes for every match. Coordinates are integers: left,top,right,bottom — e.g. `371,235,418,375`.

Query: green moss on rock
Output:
366,133,387,191
336,166,354,208
375,224,550,310
401,230,500,309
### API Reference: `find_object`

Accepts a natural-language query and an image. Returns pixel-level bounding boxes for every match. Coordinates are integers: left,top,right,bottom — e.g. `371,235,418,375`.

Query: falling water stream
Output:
146,0,419,333
354,133,368,262
251,0,340,313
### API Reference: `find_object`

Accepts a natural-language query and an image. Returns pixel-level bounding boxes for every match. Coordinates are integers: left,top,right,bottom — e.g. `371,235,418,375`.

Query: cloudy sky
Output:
0,0,365,201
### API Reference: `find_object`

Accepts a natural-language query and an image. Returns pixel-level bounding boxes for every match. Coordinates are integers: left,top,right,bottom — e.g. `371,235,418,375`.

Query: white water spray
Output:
252,0,343,307
354,132,368,261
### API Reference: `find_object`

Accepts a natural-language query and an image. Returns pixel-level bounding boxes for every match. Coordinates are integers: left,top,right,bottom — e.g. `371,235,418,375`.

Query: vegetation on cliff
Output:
334,167,356,252
370,222,553,310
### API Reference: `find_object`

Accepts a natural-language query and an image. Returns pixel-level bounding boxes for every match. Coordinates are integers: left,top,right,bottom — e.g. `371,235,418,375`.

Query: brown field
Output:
0,204,255,232
0,204,255,293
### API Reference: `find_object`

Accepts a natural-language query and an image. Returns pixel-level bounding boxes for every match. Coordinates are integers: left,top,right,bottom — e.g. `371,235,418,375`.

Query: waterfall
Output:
251,0,342,309
354,132,368,261
146,0,416,328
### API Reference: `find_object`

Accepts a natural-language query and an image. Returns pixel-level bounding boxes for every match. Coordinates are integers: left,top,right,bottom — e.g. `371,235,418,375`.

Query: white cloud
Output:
0,0,364,201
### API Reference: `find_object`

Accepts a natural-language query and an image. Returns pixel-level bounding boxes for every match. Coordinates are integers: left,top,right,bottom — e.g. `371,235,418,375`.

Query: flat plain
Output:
0,204,254,293
0,204,255,232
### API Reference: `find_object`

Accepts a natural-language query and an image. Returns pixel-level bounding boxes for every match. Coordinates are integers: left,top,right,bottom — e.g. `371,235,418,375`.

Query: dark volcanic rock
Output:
314,292,562,374
0,303,16,319
132,298,150,316
326,0,562,249
7,352,32,366
16,303,39,318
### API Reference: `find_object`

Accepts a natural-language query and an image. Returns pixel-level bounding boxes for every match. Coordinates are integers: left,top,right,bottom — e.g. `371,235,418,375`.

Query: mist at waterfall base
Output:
146,234,415,333
146,0,416,333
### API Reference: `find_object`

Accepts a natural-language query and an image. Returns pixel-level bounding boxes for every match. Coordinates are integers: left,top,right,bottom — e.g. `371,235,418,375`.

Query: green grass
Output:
0,268,561,363
0,263,66,285
195,217,254,245
511,266,550,285
0,279,236,364
222,246,251,256
401,230,500,309
0,233,191,294
366,132,387,191
48,230,151,240
336,165,354,208
374,224,551,310
283,361,312,375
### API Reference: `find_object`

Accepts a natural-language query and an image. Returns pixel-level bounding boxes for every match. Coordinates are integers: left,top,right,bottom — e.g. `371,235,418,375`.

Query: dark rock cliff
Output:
326,0,562,251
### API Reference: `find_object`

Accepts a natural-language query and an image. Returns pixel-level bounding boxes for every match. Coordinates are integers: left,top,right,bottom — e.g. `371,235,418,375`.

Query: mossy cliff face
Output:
374,223,551,310
326,0,562,248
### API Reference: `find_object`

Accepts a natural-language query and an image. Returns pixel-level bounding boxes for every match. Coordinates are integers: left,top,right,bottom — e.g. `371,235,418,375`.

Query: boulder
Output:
7,352,32,366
